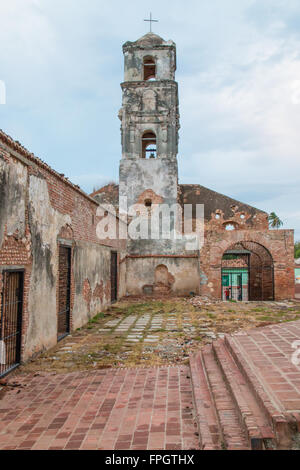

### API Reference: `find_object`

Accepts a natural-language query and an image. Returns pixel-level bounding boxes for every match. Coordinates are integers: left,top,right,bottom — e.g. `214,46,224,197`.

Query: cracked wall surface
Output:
125,256,200,296
0,153,27,247
0,134,125,362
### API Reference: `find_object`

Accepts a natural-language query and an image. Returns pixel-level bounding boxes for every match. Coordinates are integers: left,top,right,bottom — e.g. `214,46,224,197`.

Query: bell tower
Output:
119,32,180,217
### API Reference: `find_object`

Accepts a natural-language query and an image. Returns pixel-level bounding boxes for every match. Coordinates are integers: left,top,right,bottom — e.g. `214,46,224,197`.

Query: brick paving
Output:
0,366,199,450
190,320,300,450
1,310,300,450
227,320,300,415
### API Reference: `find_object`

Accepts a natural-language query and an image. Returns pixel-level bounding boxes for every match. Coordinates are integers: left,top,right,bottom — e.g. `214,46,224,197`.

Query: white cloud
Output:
178,17,300,239
70,173,115,191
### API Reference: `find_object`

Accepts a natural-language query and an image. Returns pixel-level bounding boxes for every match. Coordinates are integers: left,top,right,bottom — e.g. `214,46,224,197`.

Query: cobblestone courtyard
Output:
16,297,300,373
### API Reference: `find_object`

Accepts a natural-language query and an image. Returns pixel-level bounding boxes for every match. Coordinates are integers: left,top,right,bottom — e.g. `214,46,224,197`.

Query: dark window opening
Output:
0,270,24,377
145,199,152,208
111,252,118,303
57,245,71,341
143,56,156,81
142,131,157,158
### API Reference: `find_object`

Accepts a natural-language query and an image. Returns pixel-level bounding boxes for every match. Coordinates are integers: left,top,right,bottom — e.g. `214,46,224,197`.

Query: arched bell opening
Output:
143,56,156,81
142,131,157,159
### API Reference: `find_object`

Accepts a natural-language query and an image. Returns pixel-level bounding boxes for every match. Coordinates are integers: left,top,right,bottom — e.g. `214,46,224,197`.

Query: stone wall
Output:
0,133,125,362
125,255,200,296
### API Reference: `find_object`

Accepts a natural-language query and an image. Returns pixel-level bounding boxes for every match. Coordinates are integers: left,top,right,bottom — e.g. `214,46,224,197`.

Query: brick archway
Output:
198,229,293,300
222,241,274,301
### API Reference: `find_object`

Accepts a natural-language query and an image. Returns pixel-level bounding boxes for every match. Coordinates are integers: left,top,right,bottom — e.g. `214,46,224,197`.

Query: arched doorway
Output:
221,241,274,301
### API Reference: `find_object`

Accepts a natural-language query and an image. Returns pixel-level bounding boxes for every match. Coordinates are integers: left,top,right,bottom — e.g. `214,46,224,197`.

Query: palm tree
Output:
268,212,283,229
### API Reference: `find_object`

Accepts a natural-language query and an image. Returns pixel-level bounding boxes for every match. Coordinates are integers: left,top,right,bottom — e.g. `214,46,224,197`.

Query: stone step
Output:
212,339,276,450
190,323,300,450
201,345,250,450
189,352,221,450
224,335,292,449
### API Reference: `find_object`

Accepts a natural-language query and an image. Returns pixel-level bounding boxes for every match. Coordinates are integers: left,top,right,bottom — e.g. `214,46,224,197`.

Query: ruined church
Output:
0,32,295,375
92,32,295,301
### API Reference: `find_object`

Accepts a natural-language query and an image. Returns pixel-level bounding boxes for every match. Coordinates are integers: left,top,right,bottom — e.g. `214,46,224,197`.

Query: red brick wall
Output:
28,164,125,249
200,229,295,301
222,255,248,268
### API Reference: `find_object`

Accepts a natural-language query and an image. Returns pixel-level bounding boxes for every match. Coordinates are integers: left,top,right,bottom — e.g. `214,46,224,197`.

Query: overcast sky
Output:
0,0,299,240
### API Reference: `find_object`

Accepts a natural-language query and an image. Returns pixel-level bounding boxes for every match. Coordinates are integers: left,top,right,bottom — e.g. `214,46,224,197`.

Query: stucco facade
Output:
0,133,126,366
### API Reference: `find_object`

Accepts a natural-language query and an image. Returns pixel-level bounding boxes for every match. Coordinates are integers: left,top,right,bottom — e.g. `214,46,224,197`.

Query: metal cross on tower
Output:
144,13,158,33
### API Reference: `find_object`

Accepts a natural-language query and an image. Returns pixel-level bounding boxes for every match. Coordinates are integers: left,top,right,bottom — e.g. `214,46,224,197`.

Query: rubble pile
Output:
188,295,222,308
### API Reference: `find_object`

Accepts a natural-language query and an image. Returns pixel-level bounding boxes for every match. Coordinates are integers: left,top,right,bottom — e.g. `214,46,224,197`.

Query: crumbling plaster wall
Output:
123,44,176,82
125,256,200,295
72,241,112,330
120,81,179,161
0,153,33,360
120,159,181,256
0,144,126,362
118,255,127,298
119,158,178,210
25,173,123,358
0,153,27,247
24,174,71,358
119,160,199,256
